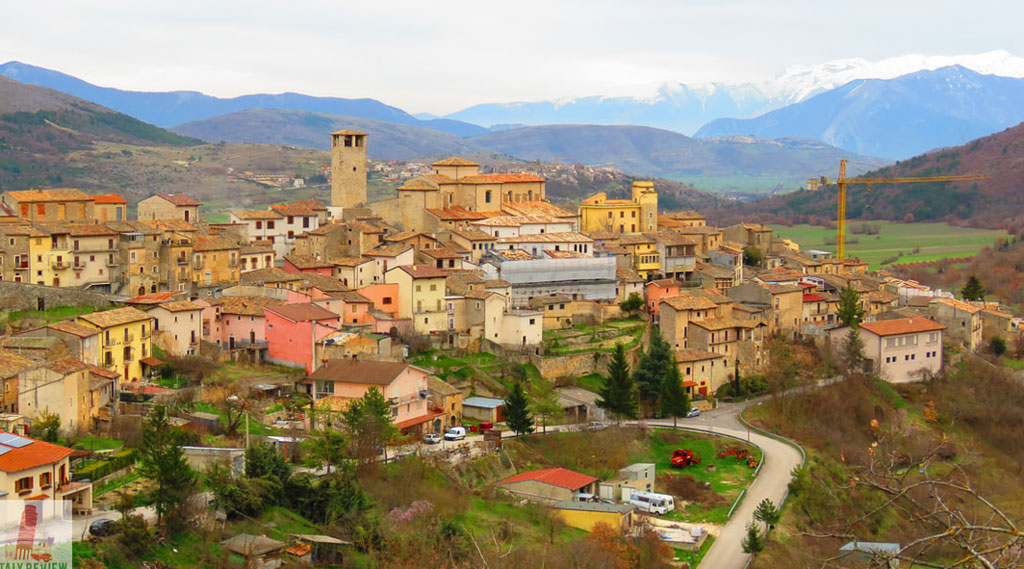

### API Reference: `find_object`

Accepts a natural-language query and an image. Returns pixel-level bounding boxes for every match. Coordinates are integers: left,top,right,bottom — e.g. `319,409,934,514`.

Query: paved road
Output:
644,401,803,569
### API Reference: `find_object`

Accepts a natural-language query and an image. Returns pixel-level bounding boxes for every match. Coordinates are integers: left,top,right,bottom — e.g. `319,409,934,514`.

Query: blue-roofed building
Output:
462,396,505,422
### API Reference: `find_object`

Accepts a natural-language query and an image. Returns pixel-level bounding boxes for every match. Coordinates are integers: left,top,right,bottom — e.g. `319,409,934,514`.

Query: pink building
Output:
645,278,682,317
265,304,340,372
199,296,286,347
358,283,401,317
283,255,335,276
300,359,441,434
828,317,945,383
313,291,375,326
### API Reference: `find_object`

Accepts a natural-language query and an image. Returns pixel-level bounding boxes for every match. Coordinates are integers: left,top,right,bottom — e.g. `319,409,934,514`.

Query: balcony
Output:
51,260,69,270
105,258,119,267
176,257,189,265
103,338,119,348
14,262,28,270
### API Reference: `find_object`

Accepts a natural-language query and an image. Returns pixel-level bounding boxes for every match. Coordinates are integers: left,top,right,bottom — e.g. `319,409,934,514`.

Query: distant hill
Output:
696,66,1024,160
0,75,201,188
706,121,1024,229
171,108,485,160
0,61,487,137
468,124,889,182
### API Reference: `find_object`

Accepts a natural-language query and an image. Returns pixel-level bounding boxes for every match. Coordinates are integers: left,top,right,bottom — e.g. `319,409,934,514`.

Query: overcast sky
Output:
2,0,1019,115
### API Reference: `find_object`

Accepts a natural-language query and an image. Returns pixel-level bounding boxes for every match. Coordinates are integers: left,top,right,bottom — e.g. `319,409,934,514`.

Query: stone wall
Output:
531,344,641,380
0,281,116,312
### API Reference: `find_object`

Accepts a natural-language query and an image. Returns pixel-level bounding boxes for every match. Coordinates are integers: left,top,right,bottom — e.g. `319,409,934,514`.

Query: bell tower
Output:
331,130,367,208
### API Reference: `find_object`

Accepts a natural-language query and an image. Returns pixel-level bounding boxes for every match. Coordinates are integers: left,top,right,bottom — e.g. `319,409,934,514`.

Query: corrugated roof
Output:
858,317,946,337
499,467,598,490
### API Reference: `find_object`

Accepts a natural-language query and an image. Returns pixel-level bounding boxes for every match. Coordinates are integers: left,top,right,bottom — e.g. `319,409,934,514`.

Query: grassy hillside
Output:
770,221,1007,269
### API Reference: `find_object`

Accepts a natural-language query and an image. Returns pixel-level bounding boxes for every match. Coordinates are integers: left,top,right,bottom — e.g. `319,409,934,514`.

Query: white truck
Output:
444,426,467,441
627,490,675,515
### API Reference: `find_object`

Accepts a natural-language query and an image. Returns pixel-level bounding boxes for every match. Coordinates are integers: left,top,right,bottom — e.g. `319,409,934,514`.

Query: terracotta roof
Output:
292,198,327,211
387,231,436,243
858,317,946,337
502,201,576,218
304,223,344,236
432,157,479,167
647,278,680,288
419,247,462,259
193,236,238,252
650,231,696,247
231,209,282,220
616,269,643,283
499,467,598,490
675,348,724,362
0,435,75,473
92,194,127,204
156,193,201,206
78,307,151,328
662,295,717,311
331,129,367,135
0,350,38,378
125,291,182,305
329,256,372,267
156,300,205,312
47,321,100,338
270,203,317,217
803,294,827,302
46,357,91,376
366,243,413,258
691,317,760,331
496,232,593,244
5,189,92,202
307,359,411,385
300,273,350,292
265,303,339,322
284,255,335,270
209,296,284,316
458,174,545,184
450,227,495,241
427,207,491,223
240,268,304,285
241,241,275,254
545,250,587,259
394,265,449,279
937,298,982,314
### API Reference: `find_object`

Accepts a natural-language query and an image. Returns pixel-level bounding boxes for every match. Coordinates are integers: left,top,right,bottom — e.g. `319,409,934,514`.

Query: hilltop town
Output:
0,128,1018,569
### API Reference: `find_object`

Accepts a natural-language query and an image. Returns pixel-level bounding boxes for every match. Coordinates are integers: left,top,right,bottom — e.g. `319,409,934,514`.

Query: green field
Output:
769,222,1006,270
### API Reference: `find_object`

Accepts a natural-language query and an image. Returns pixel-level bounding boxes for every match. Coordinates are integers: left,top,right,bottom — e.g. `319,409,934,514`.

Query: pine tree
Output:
741,521,765,554
503,380,534,436
598,343,638,421
529,379,563,434
753,498,781,532
961,274,985,301
137,405,197,525
844,326,865,375
342,387,396,464
732,361,743,398
633,326,672,408
837,283,865,327
659,356,689,427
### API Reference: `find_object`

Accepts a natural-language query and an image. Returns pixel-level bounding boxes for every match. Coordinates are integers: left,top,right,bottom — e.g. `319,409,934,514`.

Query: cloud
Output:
0,0,1020,114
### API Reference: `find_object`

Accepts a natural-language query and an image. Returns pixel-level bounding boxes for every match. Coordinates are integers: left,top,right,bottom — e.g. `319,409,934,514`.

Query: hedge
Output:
72,449,137,481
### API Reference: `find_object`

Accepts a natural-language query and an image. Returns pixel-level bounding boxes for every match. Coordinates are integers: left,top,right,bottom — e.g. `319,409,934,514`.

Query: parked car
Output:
88,519,118,537
586,421,609,431
422,433,441,445
686,407,701,418
444,427,467,441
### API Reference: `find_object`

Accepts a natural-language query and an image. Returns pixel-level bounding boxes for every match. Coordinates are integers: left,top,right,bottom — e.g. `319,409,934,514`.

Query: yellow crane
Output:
807,159,988,259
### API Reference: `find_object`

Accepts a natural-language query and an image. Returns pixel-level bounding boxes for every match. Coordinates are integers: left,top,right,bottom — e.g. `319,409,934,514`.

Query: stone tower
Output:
331,130,367,208
632,181,658,233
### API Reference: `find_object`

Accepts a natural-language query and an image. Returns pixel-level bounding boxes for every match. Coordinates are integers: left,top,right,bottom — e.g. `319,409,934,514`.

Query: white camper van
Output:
628,491,675,515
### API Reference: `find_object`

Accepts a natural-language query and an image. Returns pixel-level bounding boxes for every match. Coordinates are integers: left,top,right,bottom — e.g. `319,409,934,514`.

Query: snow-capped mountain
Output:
445,51,1024,135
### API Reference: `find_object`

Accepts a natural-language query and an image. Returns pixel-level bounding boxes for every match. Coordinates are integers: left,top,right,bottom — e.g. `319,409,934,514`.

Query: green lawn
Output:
4,304,98,323
769,221,1006,270
575,372,605,393
192,401,279,436
76,436,124,451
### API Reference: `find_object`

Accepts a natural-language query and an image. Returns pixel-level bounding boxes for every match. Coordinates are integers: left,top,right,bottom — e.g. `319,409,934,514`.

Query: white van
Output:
629,491,675,515
444,426,467,441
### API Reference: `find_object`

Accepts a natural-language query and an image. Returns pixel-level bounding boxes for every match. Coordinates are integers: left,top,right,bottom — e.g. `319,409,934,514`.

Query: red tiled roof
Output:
157,193,201,206
0,435,75,473
395,265,448,279
395,410,444,430
803,294,826,302
92,193,127,204
124,292,182,305
265,303,340,322
858,317,946,337
499,467,598,490
458,173,545,184
271,203,317,217
432,157,479,167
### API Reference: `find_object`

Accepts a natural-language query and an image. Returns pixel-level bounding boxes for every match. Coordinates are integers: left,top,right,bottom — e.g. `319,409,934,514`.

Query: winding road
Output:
644,400,804,569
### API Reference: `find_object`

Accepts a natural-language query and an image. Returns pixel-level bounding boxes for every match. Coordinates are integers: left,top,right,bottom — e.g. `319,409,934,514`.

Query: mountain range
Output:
445,51,1024,136
695,66,1024,159
0,61,487,138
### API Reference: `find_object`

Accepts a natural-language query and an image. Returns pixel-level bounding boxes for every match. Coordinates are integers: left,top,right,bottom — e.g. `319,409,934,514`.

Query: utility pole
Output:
245,413,250,449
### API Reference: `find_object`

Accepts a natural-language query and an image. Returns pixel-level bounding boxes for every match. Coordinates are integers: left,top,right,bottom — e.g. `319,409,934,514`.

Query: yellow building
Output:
617,234,660,280
0,189,96,223
580,181,657,235
34,223,120,291
192,235,240,294
77,307,154,383
552,500,636,533
92,194,128,222
384,265,448,334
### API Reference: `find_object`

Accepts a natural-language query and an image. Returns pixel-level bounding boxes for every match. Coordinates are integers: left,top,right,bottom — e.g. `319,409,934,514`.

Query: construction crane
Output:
807,159,988,259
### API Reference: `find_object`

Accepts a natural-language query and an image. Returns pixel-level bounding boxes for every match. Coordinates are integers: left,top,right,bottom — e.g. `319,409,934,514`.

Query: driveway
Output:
645,401,803,569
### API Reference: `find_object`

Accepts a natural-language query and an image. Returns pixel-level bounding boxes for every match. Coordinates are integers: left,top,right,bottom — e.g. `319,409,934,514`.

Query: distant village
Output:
0,127,1015,548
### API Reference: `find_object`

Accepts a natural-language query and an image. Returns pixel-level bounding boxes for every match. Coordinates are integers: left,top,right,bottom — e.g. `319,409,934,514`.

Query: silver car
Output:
423,433,441,444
